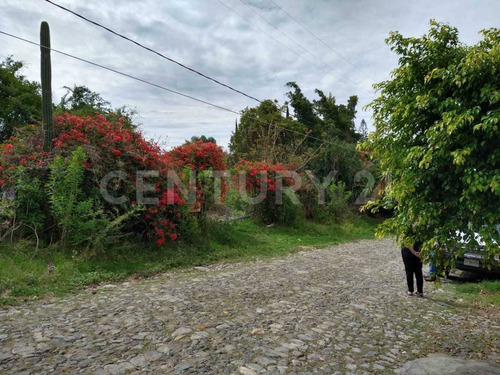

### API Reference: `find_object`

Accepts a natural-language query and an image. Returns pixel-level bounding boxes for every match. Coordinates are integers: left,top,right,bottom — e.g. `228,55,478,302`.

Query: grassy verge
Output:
451,280,500,308
0,215,379,305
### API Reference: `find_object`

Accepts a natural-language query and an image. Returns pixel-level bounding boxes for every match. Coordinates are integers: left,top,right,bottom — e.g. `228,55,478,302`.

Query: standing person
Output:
401,241,424,297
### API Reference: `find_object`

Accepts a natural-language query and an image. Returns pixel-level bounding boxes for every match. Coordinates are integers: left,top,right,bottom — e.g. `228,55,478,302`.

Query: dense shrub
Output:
300,179,352,223
169,140,225,171
47,147,112,249
307,142,363,193
0,114,190,249
169,140,227,214
233,160,299,225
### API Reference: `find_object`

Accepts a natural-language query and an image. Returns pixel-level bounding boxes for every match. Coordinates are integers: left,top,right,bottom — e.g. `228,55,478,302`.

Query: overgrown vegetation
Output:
0,55,375,250
0,53,381,305
0,114,191,249
229,82,365,191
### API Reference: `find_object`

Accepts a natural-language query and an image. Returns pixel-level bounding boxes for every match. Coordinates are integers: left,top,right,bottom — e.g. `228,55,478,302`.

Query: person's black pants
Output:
401,248,423,293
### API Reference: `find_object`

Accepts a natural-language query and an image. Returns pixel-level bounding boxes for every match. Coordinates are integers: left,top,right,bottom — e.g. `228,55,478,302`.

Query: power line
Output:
236,0,372,93
215,0,355,93
46,0,367,100
215,0,348,95
46,0,296,120
44,0,263,104
0,31,238,115
45,0,373,119
0,30,358,152
216,0,373,97
215,0,303,64
269,0,377,81
214,0,372,97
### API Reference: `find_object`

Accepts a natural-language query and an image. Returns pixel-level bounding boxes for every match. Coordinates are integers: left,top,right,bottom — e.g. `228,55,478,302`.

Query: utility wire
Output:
0,30,358,152
215,0,348,95
215,0,356,93
269,0,377,81
215,0,305,66
216,0,373,97
236,0,371,92
0,31,238,114
46,0,367,99
44,0,263,104
45,0,372,124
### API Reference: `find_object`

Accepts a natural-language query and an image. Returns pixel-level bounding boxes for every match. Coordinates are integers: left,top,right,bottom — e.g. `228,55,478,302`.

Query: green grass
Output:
452,280,500,308
0,215,379,305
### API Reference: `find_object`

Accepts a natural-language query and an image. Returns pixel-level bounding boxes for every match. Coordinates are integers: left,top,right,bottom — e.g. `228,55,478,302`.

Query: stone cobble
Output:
0,238,498,374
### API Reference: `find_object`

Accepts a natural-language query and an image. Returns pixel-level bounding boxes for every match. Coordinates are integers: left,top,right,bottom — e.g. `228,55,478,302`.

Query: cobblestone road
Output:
1,238,499,374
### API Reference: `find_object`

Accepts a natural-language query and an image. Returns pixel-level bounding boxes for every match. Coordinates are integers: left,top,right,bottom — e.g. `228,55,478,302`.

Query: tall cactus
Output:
40,21,53,150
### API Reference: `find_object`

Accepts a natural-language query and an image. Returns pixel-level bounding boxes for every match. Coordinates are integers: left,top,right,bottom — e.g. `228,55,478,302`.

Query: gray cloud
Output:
1,0,499,149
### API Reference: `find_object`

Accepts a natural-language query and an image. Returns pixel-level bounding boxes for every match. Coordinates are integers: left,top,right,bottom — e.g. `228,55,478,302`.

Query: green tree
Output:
285,82,359,143
285,82,319,133
364,21,500,266
307,141,362,192
58,85,111,113
56,85,137,128
230,84,364,187
229,99,310,165
292,85,361,188
313,89,359,142
0,57,42,141
357,119,368,142
189,135,216,144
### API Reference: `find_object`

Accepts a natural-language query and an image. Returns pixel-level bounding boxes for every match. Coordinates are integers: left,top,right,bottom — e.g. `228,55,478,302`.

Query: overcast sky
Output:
1,0,499,149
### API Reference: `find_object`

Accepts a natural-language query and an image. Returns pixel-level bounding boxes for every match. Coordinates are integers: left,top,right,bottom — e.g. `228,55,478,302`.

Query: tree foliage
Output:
0,57,41,141
56,85,137,129
229,99,311,166
189,135,216,144
357,119,368,142
285,82,360,144
286,83,363,189
229,84,364,182
285,82,320,139
364,21,500,265
58,85,111,113
313,88,359,143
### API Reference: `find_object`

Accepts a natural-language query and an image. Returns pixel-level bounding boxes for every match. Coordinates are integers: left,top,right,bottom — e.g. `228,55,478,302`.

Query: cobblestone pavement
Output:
1,238,499,374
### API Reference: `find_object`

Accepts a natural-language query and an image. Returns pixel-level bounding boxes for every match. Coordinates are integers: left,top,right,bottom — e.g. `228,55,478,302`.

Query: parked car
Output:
449,226,500,277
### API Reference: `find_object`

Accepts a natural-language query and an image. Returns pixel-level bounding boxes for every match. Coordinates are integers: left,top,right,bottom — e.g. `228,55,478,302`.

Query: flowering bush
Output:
169,140,225,171
233,160,300,224
169,140,227,214
0,114,190,248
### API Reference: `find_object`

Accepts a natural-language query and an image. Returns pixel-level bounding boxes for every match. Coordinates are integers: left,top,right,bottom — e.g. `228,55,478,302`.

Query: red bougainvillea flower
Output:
0,113,189,248
233,160,296,194
168,140,227,208
169,140,226,171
